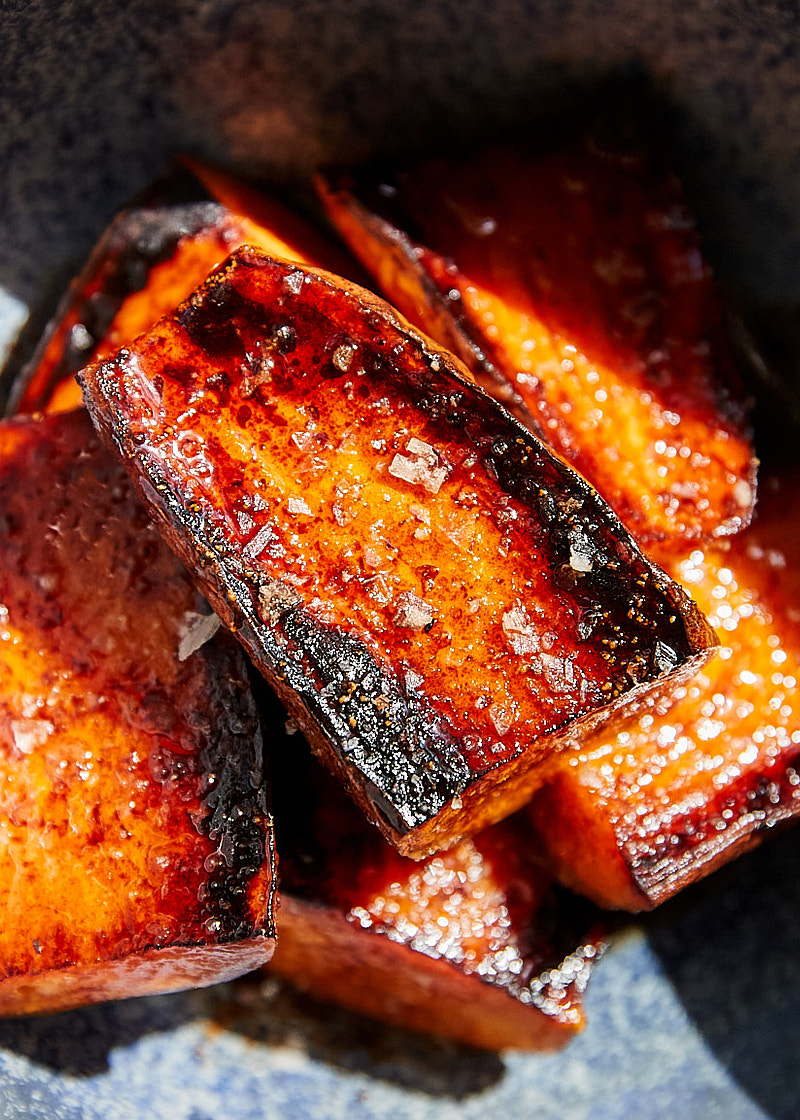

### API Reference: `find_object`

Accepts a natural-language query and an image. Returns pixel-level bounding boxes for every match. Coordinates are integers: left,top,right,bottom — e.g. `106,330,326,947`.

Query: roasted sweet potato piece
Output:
529,469,800,910
0,409,276,1015
80,247,715,857
8,164,352,417
262,697,606,1051
316,131,757,547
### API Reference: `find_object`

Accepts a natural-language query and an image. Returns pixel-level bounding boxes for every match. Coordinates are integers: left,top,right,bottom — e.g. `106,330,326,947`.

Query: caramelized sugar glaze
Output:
80,248,714,857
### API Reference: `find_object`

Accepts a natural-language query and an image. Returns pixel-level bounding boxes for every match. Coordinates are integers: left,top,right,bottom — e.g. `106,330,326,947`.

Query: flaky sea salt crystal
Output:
11,719,54,754
388,439,449,495
394,592,434,631
332,341,357,372
488,703,515,737
284,270,305,294
242,524,276,560
502,604,540,655
178,611,222,661
569,543,594,572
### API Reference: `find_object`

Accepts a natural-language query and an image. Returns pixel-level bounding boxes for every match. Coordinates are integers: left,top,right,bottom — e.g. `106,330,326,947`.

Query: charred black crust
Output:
146,480,472,834
187,637,277,942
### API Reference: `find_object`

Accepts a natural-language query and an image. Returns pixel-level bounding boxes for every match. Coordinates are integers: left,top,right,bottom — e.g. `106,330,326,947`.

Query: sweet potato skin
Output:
261,695,605,1051
0,410,276,1014
529,469,800,910
80,247,715,857
316,132,757,548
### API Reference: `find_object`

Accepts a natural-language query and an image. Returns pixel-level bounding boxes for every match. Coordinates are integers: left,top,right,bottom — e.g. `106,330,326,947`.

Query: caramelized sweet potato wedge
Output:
8,164,353,417
263,696,606,1051
80,246,715,857
0,409,276,1014
316,131,757,547
529,469,800,910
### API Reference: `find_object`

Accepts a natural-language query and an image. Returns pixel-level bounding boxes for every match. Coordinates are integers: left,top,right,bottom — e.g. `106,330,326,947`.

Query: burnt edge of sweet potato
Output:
188,647,278,944
5,195,224,417
79,249,716,855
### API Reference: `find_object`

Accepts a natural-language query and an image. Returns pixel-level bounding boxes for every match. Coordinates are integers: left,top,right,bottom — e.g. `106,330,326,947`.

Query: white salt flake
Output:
502,604,540,655
388,438,449,495
394,592,434,631
178,611,222,661
488,703,515,737
332,341,357,372
569,544,594,573
284,270,305,294
11,719,54,755
242,524,276,560
288,497,312,515
236,509,256,534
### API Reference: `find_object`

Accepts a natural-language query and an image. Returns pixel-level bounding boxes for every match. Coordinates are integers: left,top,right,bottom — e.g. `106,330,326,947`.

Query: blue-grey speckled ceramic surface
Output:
1,3,800,1117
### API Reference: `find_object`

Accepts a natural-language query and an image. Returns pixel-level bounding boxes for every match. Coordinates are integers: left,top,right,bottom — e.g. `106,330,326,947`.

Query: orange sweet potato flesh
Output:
262,696,606,1051
316,130,757,548
8,163,352,417
0,409,276,1014
79,246,715,858
529,469,800,910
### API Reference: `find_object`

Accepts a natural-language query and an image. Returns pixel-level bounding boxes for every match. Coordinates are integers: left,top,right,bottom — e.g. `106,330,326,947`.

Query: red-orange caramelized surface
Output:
80,247,715,857
0,409,276,1014
316,132,756,547
262,698,605,1051
8,163,351,417
530,469,800,910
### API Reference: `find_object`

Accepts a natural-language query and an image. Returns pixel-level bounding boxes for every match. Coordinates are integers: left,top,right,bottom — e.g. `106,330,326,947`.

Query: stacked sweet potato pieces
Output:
1,113,797,1046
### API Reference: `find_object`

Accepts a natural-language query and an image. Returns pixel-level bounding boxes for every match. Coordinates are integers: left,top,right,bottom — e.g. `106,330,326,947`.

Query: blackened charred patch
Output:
279,610,471,833
179,279,247,359
176,636,275,943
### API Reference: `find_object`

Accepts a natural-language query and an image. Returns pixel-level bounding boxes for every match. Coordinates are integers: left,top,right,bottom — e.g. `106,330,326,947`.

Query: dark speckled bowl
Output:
2,4,800,1118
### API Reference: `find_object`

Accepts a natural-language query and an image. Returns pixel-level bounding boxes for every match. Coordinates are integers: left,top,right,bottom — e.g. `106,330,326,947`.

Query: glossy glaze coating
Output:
80,248,715,855
317,126,756,547
0,409,276,1013
530,469,800,909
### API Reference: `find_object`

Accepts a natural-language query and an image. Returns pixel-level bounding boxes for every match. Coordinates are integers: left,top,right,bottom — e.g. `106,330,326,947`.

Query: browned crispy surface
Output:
529,469,800,910
262,702,605,1051
316,130,756,548
8,165,352,417
0,409,276,1014
79,247,715,857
